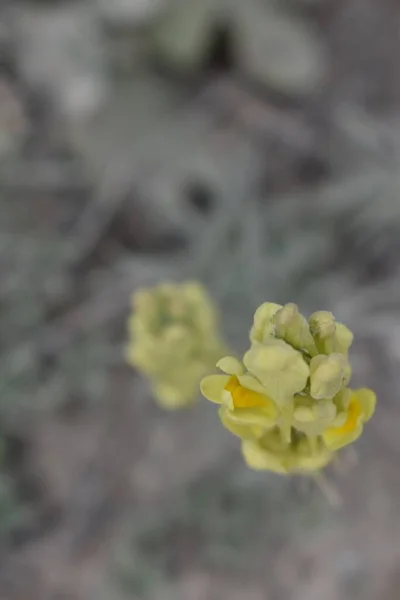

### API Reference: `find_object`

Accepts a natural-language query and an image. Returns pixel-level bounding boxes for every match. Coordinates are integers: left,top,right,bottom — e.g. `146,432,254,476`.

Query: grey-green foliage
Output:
115,468,328,598
0,218,60,532
0,474,34,544
2,0,400,575
0,195,115,533
0,441,33,544
76,75,400,358
196,107,400,345
73,0,400,350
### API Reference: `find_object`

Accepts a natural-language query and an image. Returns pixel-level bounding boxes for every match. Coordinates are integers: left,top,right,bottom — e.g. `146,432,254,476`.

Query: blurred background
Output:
1,0,400,598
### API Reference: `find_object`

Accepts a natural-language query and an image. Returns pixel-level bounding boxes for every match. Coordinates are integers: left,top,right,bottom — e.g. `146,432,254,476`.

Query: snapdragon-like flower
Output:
126,281,226,409
201,302,376,475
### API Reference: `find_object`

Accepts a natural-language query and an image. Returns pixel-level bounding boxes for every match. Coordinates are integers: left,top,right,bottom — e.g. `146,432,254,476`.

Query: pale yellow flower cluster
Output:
201,302,376,475
126,282,227,409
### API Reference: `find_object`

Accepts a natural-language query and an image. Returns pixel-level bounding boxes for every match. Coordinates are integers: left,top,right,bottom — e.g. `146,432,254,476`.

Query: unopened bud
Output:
249,302,282,343
274,303,317,356
309,311,336,353
310,353,348,399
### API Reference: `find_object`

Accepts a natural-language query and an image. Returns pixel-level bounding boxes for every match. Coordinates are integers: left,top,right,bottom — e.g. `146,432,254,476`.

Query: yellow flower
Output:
243,339,309,405
200,299,377,476
323,388,376,451
200,356,278,431
127,281,227,409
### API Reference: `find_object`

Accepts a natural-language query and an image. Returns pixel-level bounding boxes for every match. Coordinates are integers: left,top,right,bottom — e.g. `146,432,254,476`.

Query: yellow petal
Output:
277,402,294,444
237,374,270,395
244,340,309,404
241,440,288,474
233,375,278,419
332,411,348,427
219,407,264,440
323,392,365,450
222,389,234,410
236,375,278,416
294,406,315,422
225,406,276,428
312,399,337,422
293,396,336,437
353,388,376,422
225,375,271,409
200,374,230,404
323,423,363,451
216,356,245,375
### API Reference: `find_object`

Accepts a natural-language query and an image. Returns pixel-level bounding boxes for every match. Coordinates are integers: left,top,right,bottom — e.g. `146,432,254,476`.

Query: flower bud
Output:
249,302,282,343
333,322,354,355
309,311,336,353
310,353,349,399
274,303,317,356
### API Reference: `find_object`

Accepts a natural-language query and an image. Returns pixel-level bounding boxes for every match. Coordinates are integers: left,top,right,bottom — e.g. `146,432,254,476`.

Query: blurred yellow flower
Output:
200,301,377,475
126,281,227,409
